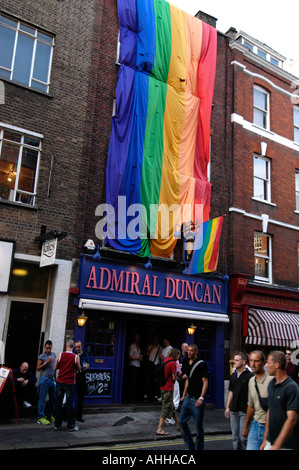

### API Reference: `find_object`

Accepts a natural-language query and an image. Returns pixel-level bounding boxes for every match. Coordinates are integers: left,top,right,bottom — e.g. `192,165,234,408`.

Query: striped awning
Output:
245,309,299,347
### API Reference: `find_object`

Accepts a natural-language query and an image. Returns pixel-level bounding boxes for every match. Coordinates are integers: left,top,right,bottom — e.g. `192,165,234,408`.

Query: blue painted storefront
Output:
74,256,229,408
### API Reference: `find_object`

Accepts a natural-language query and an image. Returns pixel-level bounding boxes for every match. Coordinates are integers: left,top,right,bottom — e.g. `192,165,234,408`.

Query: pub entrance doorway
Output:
5,301,44,371
122,316,186,403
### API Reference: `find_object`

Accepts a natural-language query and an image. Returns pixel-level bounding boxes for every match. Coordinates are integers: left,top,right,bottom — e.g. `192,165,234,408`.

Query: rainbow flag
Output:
105,0,217,258
186,216,224,274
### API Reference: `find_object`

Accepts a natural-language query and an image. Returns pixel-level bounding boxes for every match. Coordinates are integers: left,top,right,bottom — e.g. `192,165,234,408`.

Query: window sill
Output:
0,76,53,98
251,124,274,136
253,278,272,285
0,198,38,210
251,197,276,207
294,210,299,214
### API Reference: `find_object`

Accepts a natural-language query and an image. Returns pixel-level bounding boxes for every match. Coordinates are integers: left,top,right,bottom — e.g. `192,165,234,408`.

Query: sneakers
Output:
23,401,32,408
37,417,50,425
67,425,79,432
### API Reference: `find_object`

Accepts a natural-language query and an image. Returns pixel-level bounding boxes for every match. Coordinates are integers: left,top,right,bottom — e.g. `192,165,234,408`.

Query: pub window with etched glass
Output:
254,232,272,283
0,128,41,205
0,14,54,93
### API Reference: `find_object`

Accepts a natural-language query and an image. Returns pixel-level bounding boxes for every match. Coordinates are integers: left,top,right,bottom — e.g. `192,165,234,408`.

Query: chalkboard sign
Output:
85,369,112,396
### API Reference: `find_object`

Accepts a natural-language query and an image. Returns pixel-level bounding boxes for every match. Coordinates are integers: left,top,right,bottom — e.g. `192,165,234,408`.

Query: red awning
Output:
245,309,299,347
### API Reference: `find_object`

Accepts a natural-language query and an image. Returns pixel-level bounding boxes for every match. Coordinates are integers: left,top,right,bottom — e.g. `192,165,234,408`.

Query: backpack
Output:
155,359,175,387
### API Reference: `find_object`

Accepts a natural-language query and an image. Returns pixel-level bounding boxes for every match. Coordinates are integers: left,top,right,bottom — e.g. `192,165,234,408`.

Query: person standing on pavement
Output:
179,343,208,450
74,340,90,422
242,350,273,450
225,351,253,450
54,339,81,432
36,340,56,425
285,348,299,385
260,351,299,450
128,334,143,402
156,348,180,435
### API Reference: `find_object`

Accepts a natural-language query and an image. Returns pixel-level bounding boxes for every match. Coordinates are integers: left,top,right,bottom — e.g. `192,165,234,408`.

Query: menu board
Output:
85,369,112,396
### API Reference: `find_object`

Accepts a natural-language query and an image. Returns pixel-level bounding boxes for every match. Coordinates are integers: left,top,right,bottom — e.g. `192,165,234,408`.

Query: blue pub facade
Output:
74,255,229,408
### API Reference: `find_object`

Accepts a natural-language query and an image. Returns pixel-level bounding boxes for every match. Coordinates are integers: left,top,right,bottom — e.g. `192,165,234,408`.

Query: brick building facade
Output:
226,29,299,353
0,0,118,370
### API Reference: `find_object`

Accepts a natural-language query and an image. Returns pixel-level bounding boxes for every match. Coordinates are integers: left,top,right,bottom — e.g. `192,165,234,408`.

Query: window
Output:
0,126,42,205
254,232,272,282
85,313,115,358
253,86,269,129
0,14,54,93
294,107,299,144
257,49,267,60
253,155,270,202
296,171,299,211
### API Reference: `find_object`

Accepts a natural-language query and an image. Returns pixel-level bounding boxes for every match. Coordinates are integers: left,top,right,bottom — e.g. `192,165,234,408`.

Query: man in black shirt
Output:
225,351,253,450
179,344,208,450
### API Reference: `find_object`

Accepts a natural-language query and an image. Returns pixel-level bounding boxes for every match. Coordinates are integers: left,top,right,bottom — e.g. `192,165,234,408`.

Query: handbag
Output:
254,377,268,412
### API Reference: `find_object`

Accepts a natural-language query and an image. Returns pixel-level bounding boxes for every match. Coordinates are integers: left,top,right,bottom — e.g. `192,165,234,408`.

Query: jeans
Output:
246,420,265,450
37,375,56,419
179,396,205,450
55,382,76,430
230,411,247,450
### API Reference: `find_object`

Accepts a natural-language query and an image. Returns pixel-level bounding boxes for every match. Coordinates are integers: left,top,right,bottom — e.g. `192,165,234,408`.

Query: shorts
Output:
160,390,175,419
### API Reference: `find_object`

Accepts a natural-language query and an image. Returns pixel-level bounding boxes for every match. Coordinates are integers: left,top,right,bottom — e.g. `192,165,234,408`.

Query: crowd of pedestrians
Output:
5,334,299,451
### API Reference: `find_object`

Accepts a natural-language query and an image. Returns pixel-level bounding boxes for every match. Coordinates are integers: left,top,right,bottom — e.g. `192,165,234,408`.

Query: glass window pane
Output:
296,191,299,211
0,24,15,69
296,172,299,191
19,23,35,36
254,108,266,128
33,41,51,83
294,108,299,127
24,136,40,147
270,57,279,66
258,50,267,60
294,127,299,144
244,41,253,51
254,157,267,179
254,233,268,256
3,130,21,142
37,31,53,44
10,261,49,298
18,147,38,193
0,15,17,28
254,88,267,111
254,257,269,278
12,32,34,85
254,178,265,199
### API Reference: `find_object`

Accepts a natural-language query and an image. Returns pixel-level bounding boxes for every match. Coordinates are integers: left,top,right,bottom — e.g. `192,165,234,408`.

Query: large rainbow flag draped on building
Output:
105,0,217,258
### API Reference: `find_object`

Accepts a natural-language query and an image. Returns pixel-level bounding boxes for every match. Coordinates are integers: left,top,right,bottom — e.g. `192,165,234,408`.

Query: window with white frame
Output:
0,14,54,93
296,170,299,211
0,126,42,205
253,155,270,202
294,107,299,144
253,86,270,129
254,232,272,282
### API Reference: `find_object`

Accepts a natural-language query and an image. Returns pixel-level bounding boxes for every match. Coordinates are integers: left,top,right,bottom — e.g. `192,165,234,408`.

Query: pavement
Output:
0,403,231,450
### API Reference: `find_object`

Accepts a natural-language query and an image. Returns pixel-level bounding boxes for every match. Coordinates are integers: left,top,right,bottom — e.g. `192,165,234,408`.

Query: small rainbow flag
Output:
185,216,224,274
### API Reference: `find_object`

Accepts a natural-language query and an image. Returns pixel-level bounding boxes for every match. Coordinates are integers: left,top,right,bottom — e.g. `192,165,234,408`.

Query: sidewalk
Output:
0,404,231,450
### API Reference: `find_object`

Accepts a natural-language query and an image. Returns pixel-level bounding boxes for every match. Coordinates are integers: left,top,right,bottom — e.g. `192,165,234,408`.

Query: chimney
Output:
225,27,238,39
195,10,217,28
